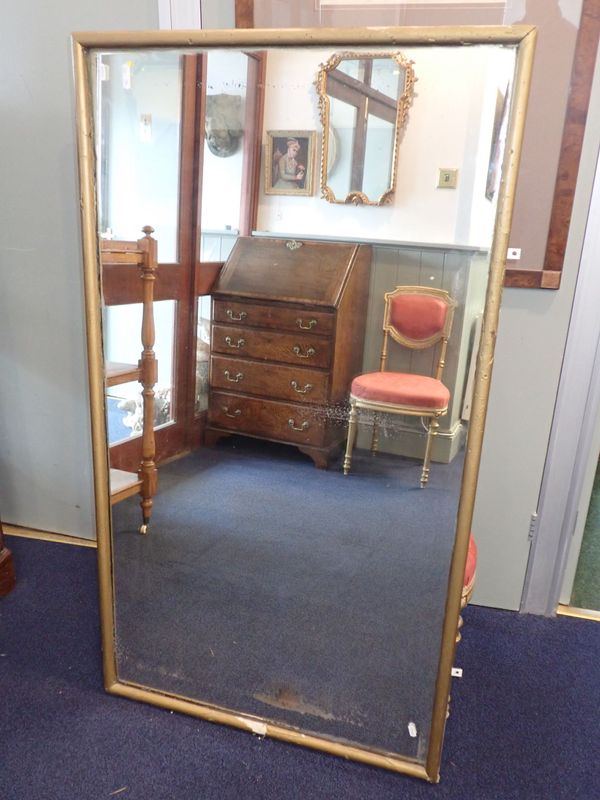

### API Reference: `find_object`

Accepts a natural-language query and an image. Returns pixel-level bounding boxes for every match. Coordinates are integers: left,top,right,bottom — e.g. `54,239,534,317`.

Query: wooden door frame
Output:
106,45,268,463
189,49,267,447
108,54,204,470
235,0,254,28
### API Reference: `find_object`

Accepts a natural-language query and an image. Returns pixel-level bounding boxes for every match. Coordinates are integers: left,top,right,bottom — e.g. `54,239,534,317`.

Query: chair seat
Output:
351,371,450,410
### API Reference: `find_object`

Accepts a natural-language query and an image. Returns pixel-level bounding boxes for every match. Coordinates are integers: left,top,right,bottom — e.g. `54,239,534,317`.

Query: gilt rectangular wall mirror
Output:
73,26,535,783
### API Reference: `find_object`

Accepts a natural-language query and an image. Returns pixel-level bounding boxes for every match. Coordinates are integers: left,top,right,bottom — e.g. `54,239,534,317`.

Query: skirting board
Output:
556,604,600,622
356,419,466,464
2,524,97,548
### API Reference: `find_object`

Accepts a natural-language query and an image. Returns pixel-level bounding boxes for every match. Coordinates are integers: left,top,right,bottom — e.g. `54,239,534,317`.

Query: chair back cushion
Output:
389,293,449,343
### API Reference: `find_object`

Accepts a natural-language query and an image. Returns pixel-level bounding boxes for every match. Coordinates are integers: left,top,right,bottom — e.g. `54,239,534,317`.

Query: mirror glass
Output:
82,33,524,777
318,51,415,204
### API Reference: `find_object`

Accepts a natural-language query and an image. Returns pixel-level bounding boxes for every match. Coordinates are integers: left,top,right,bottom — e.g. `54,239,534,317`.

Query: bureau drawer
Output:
212,324,332,369
213,299,334,336
209,391,326,446
210,355,329,405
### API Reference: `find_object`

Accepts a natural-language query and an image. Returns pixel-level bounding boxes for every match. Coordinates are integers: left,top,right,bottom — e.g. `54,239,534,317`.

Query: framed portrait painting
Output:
264,130,316,196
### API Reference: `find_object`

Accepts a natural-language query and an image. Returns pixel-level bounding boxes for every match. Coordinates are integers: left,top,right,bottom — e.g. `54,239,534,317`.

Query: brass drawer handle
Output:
221,406,242,419
292,345,316,359
296,318,317,330
290,380,313,395
226,309,247,322
288,418,309,432
224,370,244,383
225,336,245,349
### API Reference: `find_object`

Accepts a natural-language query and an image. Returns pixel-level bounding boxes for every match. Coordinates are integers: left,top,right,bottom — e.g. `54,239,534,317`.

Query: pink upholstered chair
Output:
343,286,456,487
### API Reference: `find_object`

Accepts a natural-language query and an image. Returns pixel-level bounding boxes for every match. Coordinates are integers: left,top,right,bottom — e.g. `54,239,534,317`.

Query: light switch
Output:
438,169,458,189
140,114,152,143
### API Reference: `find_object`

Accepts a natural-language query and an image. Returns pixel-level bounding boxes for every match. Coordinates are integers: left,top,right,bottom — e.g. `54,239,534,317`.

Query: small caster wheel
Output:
139,524,148,535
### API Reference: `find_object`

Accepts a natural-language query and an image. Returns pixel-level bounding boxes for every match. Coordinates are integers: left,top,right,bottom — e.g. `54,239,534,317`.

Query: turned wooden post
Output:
137,226,158,532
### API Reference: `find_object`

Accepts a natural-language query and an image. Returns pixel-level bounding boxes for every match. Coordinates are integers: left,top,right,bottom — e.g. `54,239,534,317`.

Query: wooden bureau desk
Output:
206,236,371,468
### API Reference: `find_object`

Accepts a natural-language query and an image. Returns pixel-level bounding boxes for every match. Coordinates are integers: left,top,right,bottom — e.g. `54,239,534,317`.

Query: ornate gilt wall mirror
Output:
317,51,415,205
73,26,535,783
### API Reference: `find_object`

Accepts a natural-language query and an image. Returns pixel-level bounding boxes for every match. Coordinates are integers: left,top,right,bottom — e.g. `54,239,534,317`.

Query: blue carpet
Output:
111,438,464,759
1,536,598,799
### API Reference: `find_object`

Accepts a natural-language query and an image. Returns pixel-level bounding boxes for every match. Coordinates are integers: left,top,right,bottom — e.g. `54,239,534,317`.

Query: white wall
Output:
102,51,182,261
200,50,248,233
0,0,159,539
257,45,514,247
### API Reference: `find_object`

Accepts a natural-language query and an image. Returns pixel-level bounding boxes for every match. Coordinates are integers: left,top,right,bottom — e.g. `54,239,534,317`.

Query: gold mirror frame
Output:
73,25,536,783
316,50,415,205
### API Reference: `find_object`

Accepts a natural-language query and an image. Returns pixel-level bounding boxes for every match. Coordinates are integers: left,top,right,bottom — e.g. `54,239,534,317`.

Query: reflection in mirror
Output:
78,29,533,781
95,51,182,259
317,51,415,205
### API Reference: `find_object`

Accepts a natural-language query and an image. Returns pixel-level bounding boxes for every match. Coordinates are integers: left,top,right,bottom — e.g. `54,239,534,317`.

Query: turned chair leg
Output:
370,412,380,455
343,402,359,475
138,459,157,535
420,414,440,488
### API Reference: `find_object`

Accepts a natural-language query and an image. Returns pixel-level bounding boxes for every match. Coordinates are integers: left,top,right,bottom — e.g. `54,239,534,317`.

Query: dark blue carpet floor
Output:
1,535,599,800
111,440,464,759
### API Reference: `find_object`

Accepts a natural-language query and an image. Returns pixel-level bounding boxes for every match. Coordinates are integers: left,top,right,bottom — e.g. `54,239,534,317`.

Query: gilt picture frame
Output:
264,130,316,196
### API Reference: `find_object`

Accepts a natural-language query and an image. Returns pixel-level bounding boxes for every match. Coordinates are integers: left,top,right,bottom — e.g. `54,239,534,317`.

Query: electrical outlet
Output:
507,247,521,260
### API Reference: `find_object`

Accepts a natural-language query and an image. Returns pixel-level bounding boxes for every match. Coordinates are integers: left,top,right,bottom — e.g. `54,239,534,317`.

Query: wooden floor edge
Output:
3,524,97,549
556,604,600,622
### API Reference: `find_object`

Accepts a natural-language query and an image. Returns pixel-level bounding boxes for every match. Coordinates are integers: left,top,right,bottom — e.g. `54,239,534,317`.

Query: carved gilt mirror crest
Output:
317,50,415,205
